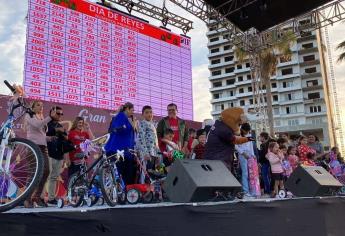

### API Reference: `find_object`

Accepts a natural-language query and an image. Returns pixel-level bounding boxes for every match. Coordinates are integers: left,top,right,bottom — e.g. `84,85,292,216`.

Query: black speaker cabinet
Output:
164,159,242,203
286,165,343,197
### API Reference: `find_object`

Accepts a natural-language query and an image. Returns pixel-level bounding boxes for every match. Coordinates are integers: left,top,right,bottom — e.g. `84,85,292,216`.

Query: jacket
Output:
156,116,188,147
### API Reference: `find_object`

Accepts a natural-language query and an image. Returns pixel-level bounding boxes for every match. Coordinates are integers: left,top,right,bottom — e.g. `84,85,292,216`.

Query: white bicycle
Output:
0,81,43,212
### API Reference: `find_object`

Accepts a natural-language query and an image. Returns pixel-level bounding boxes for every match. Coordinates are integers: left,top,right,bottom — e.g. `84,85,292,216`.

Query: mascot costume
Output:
204,107,252,171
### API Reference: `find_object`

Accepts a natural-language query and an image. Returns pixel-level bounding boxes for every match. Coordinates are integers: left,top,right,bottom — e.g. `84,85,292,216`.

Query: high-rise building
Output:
207,21,336,150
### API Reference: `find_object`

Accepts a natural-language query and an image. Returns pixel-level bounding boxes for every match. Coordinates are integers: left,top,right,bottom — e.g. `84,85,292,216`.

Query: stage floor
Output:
4,195,325,214
2,197,345,236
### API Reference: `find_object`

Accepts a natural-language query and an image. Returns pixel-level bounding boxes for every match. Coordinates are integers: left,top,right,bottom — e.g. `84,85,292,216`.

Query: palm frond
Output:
234,47,247,63
336,40,345,50
337,52,345,63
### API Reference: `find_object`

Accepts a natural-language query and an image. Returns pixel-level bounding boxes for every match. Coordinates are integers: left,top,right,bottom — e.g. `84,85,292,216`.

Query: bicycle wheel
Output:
67,173,86,208
99,165,118,207
0,138,43,212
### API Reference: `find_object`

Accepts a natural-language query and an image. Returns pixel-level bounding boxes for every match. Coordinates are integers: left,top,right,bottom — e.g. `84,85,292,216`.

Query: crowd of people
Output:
21,100,343,207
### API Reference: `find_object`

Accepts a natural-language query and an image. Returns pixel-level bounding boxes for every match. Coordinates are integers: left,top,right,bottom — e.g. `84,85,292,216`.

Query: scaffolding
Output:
323,25,345,155
98,0,193,34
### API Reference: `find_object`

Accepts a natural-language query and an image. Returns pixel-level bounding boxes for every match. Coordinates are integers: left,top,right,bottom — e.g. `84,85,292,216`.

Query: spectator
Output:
280,145,292,180
298,135,316,166
331,146,344,164
329,147,343,177
157,103,189,155
159,128,178,172
287,146,299,171
266,142,284,198
68,117,94,177
258,132,275,194
105,102,137,185
187,128,196,154
235,123,256,197
46,106,70,206
136,106,160,183
308,134,324,155
192,129,207,160
24,101,54,208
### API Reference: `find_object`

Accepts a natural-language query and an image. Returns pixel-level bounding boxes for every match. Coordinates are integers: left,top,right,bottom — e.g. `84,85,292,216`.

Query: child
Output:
297,136,316,166
187,128,196,154
287,146,299,171
266,142,284,198
280,145,292,179
192,129,207,160
235,123,259,197
159,128,179,171
136,106,160,183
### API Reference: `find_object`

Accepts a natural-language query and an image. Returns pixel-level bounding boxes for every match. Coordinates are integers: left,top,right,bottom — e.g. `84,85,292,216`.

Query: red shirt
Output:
68,129,90,164
168,118,179,144
297,144,316,166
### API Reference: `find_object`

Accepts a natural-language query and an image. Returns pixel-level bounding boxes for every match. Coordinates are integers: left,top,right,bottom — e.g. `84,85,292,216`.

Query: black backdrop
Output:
1,198,345,236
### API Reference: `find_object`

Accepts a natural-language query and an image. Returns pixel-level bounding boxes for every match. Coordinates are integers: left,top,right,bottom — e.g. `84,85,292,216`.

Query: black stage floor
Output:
1,197,345,236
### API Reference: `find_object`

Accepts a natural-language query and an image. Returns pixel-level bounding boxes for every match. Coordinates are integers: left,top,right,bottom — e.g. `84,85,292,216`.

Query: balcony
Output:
207,50,233,58
209,84,236,92
300,59,320,67
236,92,252,98
303,98,325,104
305,111,327,117
276,73,300,80
207,38,229,47
301,72,322,79
206,27,227,37
297,34,317,43
302,85,323,91
299,47,319,54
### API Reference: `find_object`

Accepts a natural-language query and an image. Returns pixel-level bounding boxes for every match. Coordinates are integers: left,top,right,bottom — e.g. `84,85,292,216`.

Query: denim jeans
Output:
239,156,249,194
261,163,271,194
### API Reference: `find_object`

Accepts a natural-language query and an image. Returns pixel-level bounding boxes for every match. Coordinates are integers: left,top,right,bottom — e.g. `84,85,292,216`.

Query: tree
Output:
235,31,296,137
337,40,345,63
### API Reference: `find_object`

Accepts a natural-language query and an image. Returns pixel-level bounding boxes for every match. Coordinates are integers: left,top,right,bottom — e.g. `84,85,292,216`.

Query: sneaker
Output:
47,199,58,206
243,193,254,199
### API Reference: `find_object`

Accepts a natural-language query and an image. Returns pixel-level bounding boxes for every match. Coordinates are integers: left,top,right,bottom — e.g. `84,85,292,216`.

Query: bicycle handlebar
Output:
4,80,16,94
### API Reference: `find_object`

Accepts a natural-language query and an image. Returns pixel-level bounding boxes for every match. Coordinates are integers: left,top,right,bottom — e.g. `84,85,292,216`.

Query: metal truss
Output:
168,0,247,45
100,0,194,34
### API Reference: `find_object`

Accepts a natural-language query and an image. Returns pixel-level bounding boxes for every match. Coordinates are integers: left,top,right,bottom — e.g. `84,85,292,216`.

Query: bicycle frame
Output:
0,115,15,173
0,96,29,173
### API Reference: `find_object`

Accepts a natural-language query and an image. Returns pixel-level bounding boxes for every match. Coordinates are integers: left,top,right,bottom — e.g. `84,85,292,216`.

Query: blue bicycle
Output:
68,136,126,207
0,81,43,212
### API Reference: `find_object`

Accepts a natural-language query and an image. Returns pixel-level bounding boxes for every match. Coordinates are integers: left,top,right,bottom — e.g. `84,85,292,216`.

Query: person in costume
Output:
204,107,253,172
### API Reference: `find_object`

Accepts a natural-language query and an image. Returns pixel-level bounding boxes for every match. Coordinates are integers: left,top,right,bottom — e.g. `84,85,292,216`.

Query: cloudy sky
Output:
0,0,344,126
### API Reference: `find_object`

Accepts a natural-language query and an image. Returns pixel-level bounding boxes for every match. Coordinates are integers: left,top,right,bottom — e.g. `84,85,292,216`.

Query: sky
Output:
0,0,344,125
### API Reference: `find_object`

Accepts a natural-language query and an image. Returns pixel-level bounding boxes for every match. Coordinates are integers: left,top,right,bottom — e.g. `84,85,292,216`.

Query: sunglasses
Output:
56,113,64,116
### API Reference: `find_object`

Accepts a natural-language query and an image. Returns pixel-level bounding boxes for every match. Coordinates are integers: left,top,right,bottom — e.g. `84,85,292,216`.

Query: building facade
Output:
207,23,336,150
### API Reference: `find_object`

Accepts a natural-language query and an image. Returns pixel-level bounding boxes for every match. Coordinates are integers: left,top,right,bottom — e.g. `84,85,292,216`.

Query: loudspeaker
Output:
285,165,343,197
164,159,242,203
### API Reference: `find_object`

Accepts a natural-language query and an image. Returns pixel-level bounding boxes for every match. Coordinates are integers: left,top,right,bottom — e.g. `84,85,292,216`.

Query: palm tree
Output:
337,40,345,62
235,31,296,137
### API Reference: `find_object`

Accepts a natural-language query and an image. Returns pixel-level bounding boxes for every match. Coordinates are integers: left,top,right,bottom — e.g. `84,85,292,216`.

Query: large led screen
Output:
24,0,193,119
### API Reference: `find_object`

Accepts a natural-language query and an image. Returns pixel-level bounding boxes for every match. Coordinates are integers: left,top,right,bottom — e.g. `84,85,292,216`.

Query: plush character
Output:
204,107,252,170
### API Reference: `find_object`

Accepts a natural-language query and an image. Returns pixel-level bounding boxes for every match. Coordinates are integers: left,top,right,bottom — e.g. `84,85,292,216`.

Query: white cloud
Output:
192,64,212,122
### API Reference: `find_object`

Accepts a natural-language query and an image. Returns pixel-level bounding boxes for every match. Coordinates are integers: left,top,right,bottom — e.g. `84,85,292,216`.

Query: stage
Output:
1,197,345,236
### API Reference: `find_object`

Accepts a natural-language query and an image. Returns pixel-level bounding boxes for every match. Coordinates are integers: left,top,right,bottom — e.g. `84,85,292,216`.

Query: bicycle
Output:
0,80,44,212
67,135,126,207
